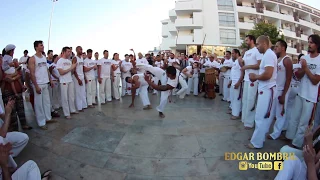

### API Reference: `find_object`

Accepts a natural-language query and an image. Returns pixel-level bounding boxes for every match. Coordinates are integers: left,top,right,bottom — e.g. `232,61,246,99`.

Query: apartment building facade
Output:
160,0,320,58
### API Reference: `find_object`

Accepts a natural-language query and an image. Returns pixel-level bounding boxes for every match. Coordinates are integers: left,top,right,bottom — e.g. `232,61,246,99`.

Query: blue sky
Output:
0,0,318,59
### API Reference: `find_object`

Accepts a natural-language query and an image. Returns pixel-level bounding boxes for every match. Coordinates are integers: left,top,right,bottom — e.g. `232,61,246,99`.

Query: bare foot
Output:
143,106,152,110
88,105,95,108
66,116,71,119
267,134,273,140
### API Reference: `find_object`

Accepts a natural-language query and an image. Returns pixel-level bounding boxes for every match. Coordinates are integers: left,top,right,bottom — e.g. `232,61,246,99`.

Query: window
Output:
219,13,235,27
217,0,234,11
220,29,236,44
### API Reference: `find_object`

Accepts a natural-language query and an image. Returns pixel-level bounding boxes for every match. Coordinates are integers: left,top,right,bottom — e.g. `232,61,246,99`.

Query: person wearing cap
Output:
1,45,24,97
1,44,31,131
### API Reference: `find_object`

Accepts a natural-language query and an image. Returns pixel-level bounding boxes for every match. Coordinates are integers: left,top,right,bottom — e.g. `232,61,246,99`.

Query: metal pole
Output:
48,0,56,50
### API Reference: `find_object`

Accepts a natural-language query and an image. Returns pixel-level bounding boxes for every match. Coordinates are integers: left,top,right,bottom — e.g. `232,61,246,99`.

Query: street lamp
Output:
48,0,58,50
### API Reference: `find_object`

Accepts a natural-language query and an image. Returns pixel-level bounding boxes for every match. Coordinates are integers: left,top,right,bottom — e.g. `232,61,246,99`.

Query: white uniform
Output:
112,60,122,100
168,58,180,67
136,58,149,74
49,62,61,110
98,58,112,103
73,56,87,111
242,47,263,128
222,58,233,101
32,55,51,126
230,59,242,117
140,65,167,85
132,74,150,106
285,64,301,130
121,60,133,96
177,68,189,99
186,66,199,96
57,58,76,117
270,55,291,139
274,155,307,180
84,58,97,106
219,63,224,95
157,70,179,113
286,54,320,147
250,49,277,148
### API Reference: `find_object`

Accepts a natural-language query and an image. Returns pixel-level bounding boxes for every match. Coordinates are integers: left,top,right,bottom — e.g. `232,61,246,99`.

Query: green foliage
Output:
239,22,284,49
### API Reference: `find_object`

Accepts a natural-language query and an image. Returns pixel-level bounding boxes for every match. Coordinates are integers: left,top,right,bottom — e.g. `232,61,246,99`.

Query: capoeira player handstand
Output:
126,74,152,110
144,66,179,118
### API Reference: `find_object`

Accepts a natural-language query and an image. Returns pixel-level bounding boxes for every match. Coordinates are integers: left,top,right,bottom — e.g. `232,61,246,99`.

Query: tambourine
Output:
220,66,227,72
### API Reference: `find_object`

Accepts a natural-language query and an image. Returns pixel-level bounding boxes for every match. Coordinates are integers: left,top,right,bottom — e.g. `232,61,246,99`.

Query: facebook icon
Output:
274,161,283,170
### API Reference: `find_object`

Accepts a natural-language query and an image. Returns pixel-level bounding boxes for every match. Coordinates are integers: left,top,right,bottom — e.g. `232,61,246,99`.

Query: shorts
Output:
5,67,16,75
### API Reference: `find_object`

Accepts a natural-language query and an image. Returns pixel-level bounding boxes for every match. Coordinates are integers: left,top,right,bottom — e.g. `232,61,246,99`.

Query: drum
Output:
205,68,216,99
220,66,227,72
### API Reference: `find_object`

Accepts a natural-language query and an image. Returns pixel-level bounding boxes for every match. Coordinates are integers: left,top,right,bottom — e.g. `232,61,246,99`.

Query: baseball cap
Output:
5,44,16,52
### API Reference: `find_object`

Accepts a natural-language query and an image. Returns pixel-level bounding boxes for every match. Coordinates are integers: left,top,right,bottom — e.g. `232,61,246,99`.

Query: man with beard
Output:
286,34,320,148
84,49,97,108
268,39,292,140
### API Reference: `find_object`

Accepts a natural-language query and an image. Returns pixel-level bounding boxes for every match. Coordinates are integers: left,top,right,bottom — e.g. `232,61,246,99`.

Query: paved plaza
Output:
15,93,286,180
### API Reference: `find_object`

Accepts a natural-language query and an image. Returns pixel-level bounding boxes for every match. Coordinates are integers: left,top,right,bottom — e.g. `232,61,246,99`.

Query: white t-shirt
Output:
155,60,164,68
2,55,15,74
121,60,133,78
231,59,242,85
200,57,209,73
291,63,301,86
94,59,99,77
298,54,320,103
136,58,149,74
74,56,84,77
97,58,112,78
182,66,194,79
34,54,49,85
168,58,180,66
19,56,28,70
203,60,220,68
222,58,233,76
57,58,73,83
167,69,180,88
50,63,60,81
142,65,166,80
258,49,277,91
243,47,263,82
84,58,96,80
112,60,121,74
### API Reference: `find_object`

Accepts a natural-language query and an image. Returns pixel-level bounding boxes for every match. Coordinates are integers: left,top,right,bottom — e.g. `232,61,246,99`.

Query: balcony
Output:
168,23,177,33
169,9,177,21
300,19,320,31
238,22,254,30
175,18,203,30
264,10,281,19
168,38,177,48
177,35,193,45
237,6,258,15
281,29,296,39
162,26,169,38
175,0,202,15
301,34,309,41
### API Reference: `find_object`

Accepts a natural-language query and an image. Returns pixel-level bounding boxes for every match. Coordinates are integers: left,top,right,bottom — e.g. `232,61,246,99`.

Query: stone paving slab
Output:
125,174,184,180
62,127,124,152
105,154,209,176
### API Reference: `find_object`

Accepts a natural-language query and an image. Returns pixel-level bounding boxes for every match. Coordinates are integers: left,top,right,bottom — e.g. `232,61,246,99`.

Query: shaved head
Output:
257,36,270,46
256,35,271,54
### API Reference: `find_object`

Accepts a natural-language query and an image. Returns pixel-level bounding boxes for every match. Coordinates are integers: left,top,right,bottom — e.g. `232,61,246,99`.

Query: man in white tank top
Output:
57,47,77,119
286,34,320,148
221,51,233,102
240,35,263,130
28,41,53,130
83,49,97,108
268,40,293,140
229,49,243,120
97,50,113,104
126,74,151,110
72,46,87,112
246,36,277,149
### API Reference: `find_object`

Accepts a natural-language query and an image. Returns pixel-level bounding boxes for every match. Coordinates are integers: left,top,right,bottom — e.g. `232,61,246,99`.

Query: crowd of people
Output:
0,33,320,179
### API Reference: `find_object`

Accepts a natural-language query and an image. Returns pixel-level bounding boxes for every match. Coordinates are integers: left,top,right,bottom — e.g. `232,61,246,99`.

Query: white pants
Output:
139,85,150,106
99,77,112,103
270,89,290,139
313,102,320,132
231,85,241,117
60,82,76,117
122,75,132,96
187,76,199,95
11,160,41,180
157,90,170,113
274,155,307,180
280,145,303,161
219,74,223,94
242,81,258,128
177,76,188,99
86,79,97,106
223,76,230,101
49,81,61,110
284,85,299,130
113,73,121,100
73,76,87,111
33,84,51,126
3,132,29,157
250,87,276,148
286,95,315,147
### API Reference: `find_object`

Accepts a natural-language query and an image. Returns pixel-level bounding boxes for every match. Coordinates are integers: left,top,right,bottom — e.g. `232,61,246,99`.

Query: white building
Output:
160,0,320,58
